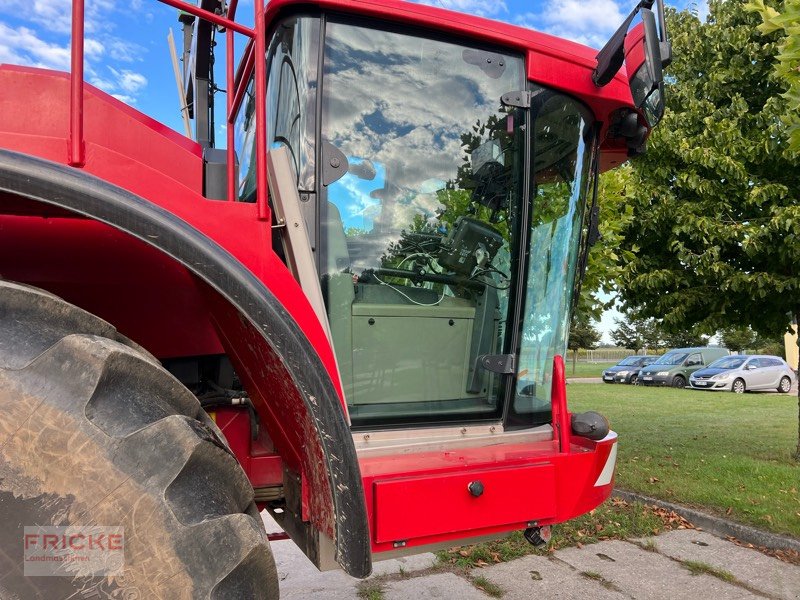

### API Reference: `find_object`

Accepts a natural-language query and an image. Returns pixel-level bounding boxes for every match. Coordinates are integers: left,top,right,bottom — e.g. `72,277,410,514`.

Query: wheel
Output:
629,374,638,385
671,375,686,389
0,281,279,600
778,376,792,393
732,378,746,394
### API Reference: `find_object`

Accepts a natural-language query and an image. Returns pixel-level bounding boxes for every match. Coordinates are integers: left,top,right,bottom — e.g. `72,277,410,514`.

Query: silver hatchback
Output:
689,355,796,394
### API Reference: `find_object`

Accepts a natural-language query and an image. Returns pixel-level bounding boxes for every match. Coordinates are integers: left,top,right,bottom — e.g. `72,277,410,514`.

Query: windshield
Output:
654,352,688,365
319,20,593,428
709,356,747,370
618,356,643,366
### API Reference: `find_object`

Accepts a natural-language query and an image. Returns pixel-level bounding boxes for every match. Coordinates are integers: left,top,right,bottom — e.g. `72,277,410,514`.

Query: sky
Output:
0,0,707,341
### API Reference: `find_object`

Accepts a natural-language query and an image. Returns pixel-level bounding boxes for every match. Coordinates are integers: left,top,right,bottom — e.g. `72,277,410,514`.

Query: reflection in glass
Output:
319,20,595,430
321,22,524,427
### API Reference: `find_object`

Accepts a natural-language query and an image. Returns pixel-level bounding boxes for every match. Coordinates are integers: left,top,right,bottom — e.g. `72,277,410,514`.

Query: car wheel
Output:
671,375,686,389
732,378,746,394
778,376,792,393
629,374,638,385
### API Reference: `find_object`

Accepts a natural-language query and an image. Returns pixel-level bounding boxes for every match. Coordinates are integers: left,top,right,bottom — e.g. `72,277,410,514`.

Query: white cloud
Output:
516,0,627,48
110,68,148,94
0,23,71,70
111,93,137,104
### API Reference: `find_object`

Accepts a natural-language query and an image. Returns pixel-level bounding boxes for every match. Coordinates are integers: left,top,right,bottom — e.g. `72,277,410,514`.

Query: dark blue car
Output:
602,355,658,384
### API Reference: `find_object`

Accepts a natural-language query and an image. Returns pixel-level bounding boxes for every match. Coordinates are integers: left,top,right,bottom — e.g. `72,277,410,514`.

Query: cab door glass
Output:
319,19,525,427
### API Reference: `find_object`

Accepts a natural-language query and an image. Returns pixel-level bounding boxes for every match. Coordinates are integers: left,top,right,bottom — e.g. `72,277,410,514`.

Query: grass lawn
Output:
565,361,616,378
569,384,800,538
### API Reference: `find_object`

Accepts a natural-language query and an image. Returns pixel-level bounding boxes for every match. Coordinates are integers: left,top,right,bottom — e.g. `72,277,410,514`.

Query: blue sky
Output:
0,0,706,340
0,0,706,135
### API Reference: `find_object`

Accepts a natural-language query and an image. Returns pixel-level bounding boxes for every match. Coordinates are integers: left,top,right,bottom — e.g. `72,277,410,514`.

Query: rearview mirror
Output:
626,10,665,126
593,1,671,127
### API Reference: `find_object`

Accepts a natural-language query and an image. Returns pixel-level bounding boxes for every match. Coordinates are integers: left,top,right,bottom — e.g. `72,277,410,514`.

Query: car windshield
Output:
653,352,688,365
618,356,642,366
709,356,746,369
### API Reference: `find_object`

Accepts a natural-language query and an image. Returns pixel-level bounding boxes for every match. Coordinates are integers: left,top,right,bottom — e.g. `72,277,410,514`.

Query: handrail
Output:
69,0,85,167
69,0,268,216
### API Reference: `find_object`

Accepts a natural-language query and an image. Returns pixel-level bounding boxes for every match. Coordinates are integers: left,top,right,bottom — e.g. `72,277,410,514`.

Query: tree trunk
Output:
572,349,578,374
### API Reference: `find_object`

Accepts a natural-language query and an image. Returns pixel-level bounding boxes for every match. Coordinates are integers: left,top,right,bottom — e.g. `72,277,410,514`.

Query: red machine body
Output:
0,0,660,577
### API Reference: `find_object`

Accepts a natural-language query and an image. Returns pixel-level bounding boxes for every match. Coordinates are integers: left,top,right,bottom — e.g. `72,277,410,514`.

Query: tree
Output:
719,326,757,353
568,316,601,373
576,166,634,320
746,0,800,152
661,328,710,348
617,1,800,458
611,312,664,352
611,317,644,352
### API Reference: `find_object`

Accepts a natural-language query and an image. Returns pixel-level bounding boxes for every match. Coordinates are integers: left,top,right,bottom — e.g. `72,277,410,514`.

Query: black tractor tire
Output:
732,378,746,394
671,375,686,389
778,376,792,394
0,281,279,600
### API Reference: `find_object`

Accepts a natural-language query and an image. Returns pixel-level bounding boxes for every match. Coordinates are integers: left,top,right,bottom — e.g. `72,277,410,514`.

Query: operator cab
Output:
233,7,661,433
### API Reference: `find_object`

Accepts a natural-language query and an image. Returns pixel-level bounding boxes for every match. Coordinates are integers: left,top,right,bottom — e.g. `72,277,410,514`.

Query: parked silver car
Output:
689,354,795,393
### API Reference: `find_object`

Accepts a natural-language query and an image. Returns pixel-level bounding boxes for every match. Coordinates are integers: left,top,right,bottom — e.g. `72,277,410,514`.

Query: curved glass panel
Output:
512,92,594,428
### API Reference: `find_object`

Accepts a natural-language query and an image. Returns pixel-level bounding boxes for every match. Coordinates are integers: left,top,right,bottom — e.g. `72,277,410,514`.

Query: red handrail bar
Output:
228,43,255,121
226,0,240,202
550,355,571,452
69,0,85,167
68,0,269,218
253,0,269,220
158,0,255,37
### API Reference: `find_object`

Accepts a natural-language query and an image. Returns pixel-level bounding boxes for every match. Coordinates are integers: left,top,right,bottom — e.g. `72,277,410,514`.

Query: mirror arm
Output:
593,0,673,87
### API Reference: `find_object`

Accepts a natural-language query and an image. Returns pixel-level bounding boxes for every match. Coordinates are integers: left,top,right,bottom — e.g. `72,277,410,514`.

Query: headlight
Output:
711,373,729,380
616,371,629,377
656,371,669,377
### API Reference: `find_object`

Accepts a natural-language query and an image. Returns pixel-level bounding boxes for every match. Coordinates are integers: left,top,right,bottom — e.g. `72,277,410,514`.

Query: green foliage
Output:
578,165,635,320
568,317,601,352
618,1,800,458
619,0,800,341
746,0,800,152
611,312,664,351
719,325,757,353
661,328,710,348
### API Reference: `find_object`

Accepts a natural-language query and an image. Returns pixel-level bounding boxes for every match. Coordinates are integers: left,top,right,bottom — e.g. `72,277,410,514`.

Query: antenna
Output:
167,28,193,138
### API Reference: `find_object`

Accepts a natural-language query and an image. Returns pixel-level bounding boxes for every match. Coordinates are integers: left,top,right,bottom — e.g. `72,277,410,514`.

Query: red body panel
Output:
0,0,629,566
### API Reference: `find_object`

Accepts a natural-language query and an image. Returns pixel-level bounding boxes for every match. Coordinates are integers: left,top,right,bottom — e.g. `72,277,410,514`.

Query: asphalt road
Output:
262,514,800,599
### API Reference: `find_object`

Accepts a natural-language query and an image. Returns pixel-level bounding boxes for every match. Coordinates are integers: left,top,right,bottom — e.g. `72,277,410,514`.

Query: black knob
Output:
467,480,484,497
368,318,375,325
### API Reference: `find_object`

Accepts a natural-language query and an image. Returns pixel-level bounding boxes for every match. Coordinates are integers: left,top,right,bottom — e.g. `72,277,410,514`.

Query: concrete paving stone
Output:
384,572,486,600
370,552,439,577
479,553,628,599
269,538,361,600
556,539,756,599
637,529,800,600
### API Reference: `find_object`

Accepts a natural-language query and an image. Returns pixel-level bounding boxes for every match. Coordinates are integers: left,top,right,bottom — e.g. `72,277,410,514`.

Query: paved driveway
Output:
263,514,800,599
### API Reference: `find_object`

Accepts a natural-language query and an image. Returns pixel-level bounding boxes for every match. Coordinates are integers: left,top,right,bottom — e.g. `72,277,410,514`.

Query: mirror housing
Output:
627,9,665,126
593,0,671,127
